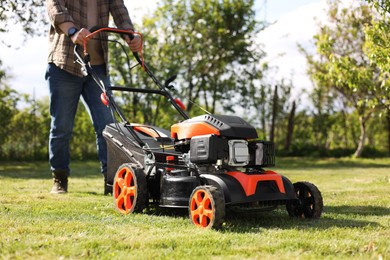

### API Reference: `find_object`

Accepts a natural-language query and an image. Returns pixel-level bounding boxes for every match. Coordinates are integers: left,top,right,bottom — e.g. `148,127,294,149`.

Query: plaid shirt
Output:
46,0,134,77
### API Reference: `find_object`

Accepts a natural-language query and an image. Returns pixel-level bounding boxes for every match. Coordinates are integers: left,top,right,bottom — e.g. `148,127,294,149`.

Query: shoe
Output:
103,172,112,195
51,179,68,194
104,182,113,195
50,169,69,194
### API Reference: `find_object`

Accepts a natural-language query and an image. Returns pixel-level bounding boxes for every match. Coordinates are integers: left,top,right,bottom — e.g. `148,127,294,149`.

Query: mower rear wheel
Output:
286,181,323,219
189,185,225,229
113,164,148,214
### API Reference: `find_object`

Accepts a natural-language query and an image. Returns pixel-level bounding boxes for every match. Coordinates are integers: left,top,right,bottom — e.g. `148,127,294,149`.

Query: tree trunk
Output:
132,94,139,122
259,86,267,139
387,109,390,156
353,115,367,158
341,108,349,148
186,81,195,112
261,109,267,140
284,100,296,151
270,85,278,142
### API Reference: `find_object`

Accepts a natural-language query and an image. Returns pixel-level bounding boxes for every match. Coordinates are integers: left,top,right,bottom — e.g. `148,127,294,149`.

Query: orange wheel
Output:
113,164,147,214
189,185,225,229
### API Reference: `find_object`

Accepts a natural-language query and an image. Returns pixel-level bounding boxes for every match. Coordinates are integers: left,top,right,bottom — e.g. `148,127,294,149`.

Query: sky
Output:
0,0,327,102
258,0,328,101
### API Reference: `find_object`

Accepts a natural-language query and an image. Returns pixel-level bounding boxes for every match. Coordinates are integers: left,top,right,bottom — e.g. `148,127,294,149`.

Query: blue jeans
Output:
45,63,114,175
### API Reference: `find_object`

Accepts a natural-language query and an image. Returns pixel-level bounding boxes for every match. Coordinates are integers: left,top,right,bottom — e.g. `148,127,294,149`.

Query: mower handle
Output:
74,26,138,74
85,26,145,67
84,26,135,55
74,26,136,63
89,26,135,40
75,27,190,120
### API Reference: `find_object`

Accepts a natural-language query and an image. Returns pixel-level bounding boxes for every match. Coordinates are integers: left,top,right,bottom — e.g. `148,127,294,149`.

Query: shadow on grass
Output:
325,205,390,216
0,161,102,179
143,204,188,218
222,207,384,233
274,157,390,170
135,204,386,233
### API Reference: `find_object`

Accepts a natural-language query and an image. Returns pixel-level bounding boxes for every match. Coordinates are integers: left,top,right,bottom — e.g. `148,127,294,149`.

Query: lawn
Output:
0,158,389,259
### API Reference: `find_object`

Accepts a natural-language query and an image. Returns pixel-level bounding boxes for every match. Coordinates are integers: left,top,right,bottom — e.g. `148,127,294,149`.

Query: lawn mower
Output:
76,27,323,229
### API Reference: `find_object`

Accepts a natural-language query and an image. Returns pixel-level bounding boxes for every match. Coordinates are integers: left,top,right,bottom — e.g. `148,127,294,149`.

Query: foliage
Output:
277,107,389,158
301,0,382,157
366,0,390,13
0,60,5,81
109,0,266,127
1,0,389,160
1,86,387,160
0,158,389,258
0,0,46,37
308,85,337,150
364,2,390,113
0,85,98,161
0,85,20,157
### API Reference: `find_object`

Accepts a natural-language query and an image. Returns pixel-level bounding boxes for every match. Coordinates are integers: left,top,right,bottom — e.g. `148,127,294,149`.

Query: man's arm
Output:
46,0,74,33
46,0,90,45
109,0,142,52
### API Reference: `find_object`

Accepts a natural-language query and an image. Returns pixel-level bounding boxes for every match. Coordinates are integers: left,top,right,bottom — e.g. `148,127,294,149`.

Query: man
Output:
46,0,141,194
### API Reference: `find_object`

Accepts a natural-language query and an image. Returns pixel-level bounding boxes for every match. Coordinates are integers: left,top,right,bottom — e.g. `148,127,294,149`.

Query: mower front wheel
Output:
286,181,323,219
113,164,148,214
189,185,225,229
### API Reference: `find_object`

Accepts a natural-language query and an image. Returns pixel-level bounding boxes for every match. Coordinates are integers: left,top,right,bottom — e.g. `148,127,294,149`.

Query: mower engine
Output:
171,114,275,169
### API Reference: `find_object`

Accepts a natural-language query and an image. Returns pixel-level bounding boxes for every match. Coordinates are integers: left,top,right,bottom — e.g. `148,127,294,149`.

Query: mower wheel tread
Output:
189,185,225,229
113,163,148,214
286,181,323,219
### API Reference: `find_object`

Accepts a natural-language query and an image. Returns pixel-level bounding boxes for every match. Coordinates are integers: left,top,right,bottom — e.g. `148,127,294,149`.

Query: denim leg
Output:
46,63,83,173
81,65,114,173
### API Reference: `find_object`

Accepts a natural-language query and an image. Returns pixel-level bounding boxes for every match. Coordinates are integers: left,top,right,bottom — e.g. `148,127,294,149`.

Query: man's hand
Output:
71,28,92,45
124,33,142,53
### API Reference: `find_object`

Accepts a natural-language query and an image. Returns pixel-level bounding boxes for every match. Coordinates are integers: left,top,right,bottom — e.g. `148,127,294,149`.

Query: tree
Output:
308,82,337,151
302,0,379,157
284,100,296,151
364,0,390,155
366,0,390,13
0,84,20,158
270,85,278,142
239,68,295,149
0,0,46,38
108,0,267,131
139,0,265,114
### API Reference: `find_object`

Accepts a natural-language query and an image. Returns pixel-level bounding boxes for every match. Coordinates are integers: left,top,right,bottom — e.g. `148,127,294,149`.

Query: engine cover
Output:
171,114,258,140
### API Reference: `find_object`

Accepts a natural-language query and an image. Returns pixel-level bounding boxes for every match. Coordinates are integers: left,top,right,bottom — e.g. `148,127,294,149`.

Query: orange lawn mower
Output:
75,27,323,229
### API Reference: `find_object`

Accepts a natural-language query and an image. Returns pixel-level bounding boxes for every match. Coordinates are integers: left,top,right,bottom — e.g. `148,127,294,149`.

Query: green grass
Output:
0,158,389,259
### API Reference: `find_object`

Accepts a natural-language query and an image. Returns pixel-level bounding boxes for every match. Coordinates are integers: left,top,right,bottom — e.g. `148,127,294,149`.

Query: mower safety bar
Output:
110,86,171,98
74,26,136,67
89,26,135,40
85,26,135,56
